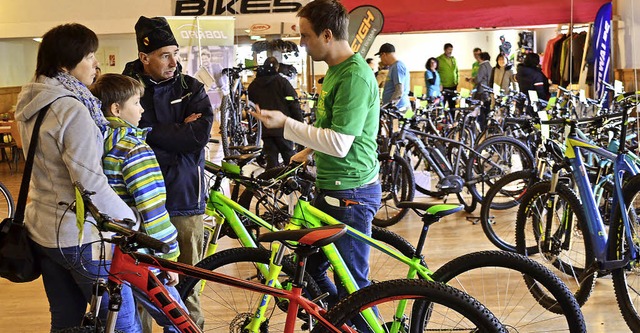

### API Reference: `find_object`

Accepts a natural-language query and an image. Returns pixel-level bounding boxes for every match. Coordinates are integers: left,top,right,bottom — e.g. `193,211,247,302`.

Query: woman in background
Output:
424,57,442,102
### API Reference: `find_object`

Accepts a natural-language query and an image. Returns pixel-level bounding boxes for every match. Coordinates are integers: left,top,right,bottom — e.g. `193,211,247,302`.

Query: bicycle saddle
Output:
397,201,463,219
229,145,261,154
223,152,260,167
257,225,347,248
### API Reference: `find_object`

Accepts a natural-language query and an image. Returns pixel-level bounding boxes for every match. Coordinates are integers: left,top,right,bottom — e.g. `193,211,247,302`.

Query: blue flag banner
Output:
593,2,612,106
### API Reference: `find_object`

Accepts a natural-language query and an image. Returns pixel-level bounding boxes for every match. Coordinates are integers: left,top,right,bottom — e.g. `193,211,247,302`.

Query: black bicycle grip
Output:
131,231,171,254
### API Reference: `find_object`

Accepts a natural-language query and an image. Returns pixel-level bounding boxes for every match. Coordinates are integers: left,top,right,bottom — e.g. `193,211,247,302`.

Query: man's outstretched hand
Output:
250,104,288,129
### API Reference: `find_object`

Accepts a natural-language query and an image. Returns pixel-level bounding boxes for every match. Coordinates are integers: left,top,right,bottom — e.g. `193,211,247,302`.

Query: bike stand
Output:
465,216,481,225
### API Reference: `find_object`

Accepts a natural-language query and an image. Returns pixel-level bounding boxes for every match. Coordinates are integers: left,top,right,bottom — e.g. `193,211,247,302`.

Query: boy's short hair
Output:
90,74,145,117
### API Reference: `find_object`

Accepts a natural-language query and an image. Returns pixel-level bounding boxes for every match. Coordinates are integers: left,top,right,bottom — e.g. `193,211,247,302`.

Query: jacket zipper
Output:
198,165,202,210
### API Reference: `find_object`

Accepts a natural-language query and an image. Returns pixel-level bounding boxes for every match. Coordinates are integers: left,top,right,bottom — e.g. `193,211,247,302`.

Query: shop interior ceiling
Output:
339,0,610,33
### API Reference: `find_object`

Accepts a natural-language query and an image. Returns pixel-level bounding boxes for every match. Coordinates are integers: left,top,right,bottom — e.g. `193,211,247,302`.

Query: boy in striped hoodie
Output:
91,73,187,332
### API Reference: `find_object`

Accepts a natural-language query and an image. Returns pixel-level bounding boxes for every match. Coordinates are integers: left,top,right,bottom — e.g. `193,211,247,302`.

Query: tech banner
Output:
593,2,612,106
348,6,384,58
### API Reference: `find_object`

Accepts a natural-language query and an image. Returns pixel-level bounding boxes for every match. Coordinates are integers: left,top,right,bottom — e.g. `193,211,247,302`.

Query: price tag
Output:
459,88,471,98
493,83,501,94
545,97,557,110
579,89,586,103
538,110,550,140
403,108,414,119
615,80,624,94
414,85,423,98
528,90,539,103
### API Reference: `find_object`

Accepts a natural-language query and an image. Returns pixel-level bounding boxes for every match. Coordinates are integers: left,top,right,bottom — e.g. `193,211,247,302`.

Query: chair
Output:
0,122,20,174
9,122,22,173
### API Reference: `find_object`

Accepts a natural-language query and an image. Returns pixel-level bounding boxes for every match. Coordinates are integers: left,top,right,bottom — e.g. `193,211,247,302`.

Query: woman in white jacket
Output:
14,23,141,332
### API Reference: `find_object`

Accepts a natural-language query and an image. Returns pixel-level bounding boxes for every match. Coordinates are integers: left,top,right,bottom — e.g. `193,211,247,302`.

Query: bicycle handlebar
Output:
74,181,170,254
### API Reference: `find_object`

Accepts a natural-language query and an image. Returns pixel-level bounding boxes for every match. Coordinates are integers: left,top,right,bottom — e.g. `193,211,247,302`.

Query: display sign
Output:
593,2,612,107
173,0,308,15
348,5,384,58
166,16,235,46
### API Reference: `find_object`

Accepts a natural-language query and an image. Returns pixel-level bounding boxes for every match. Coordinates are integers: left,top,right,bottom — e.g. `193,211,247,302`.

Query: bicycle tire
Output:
219,95,236,157
175,247,323,332
374,153,415,228
609,174,640,331
0,180,14,219
312,279,506,333
420,250,585,333
57,326,124,333
466,135,534,204
480,169,534,252
515,181,595,307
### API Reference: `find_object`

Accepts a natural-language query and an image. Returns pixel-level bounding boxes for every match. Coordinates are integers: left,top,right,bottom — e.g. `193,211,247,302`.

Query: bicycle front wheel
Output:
425,250,585,333
0,181,14,219
480,169,534,252
515,181,595,307
313,279,505,333
176,247,323,332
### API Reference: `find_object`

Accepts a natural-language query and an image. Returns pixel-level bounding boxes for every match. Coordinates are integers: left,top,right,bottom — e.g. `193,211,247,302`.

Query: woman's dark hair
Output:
425,57,439,70
480,52,491,61
495,54,506,68
297,0,349,41
36,23,99,78
523,53,541,68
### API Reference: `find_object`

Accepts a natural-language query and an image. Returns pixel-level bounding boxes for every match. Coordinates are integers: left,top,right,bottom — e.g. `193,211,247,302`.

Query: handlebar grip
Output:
131,232,171,254
539,119,569,125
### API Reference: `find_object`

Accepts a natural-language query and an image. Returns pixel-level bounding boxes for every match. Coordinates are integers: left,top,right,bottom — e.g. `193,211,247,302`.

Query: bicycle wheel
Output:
422,250,585,332
374,153,415,228
220,97,262,157
58,327,124,333
466,135,534,204
480,170,533,252
0,181,14,219
515,181,595,307
176,247,323,332
313,279,505,333
368,226,424,282
609,174,640,331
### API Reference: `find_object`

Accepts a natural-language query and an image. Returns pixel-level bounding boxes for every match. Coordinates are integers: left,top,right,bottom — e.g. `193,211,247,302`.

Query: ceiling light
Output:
33,37,42,42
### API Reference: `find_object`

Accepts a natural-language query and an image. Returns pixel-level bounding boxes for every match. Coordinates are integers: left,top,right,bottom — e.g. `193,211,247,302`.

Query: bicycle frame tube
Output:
566,137,639,263
109,246,349,333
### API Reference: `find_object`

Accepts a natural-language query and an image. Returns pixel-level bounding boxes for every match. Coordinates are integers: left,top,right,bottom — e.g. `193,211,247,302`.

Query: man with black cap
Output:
123,16,213,330
376,42,411,110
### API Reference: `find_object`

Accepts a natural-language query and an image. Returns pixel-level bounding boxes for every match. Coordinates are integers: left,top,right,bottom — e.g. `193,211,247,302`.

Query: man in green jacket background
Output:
436,43,459,111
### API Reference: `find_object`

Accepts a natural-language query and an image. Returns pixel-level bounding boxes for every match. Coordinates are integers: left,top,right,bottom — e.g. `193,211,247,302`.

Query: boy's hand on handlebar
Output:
164,271,180,286
250,104,288,129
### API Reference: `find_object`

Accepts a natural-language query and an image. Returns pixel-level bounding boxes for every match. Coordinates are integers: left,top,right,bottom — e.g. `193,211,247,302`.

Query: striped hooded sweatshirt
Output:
102,117,179,260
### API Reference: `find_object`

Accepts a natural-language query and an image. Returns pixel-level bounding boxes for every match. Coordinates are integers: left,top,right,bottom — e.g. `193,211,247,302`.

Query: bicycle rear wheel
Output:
424,250,585,332
176,247,322,332
610,174,640,331
374,153,415,228
0,181,14,219
312,279,505,333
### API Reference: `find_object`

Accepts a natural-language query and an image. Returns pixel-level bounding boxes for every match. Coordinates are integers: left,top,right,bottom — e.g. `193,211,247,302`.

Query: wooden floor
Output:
0,158,631,332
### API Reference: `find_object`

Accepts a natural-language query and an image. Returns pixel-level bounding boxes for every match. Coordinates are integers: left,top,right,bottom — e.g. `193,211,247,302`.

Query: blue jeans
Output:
133,275,188,333
36,243,142,333
308,182,381,331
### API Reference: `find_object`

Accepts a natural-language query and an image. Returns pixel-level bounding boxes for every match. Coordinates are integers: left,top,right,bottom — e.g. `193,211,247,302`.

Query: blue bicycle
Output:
514,93,640,330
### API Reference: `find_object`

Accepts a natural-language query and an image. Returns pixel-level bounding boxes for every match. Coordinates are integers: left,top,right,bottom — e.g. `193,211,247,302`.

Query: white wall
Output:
617,0,640,69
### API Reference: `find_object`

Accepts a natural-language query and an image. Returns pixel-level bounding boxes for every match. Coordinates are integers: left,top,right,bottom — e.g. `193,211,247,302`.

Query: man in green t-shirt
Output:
436,43,459,111
251,0,381,329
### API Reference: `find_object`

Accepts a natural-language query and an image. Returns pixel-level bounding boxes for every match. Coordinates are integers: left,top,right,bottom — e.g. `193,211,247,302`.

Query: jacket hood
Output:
252,73,279,87
104,117,149,153
14,76,76,122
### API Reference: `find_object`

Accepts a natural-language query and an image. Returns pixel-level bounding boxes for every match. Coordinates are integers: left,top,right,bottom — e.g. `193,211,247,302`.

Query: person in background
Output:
90,73,189,332
490,53,515,94
93,66,102,83
123,16,213,330
247,57,303,169
366,57,378,74
467,47,482,83
424,57,442,102
378,42,411,110
516,53,550,116
474,52,492,130
251,0,381,331
14,23,141,332
437,43,459,111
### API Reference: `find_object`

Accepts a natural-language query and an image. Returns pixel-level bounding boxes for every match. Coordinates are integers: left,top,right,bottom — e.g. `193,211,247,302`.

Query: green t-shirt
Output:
314,53,380,190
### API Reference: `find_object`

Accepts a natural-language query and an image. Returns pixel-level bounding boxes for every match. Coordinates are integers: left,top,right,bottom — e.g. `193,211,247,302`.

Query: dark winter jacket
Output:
516,64,550,102
123,60,213,216
247,70,303,137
